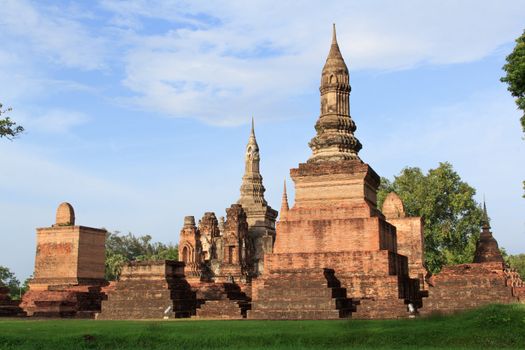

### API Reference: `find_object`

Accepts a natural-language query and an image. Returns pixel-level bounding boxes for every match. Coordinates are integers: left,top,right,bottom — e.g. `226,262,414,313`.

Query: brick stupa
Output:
20,202,107,318
421,202,524,314
249,25,425,319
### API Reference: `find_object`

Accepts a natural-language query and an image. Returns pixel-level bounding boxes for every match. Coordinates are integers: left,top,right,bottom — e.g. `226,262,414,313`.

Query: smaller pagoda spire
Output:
473,200,504,264
482,199,490,229
280,179,289,216
238,117,266,205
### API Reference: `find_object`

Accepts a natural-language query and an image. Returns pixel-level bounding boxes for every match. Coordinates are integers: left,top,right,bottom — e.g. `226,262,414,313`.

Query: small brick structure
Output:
20,202,107,318
421,203,524,315
97,260,197,319
0,284,23,317
382,192,427,287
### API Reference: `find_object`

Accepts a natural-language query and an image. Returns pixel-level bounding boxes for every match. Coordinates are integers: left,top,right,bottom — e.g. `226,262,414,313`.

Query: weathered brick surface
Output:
421,262,524,315
192,282,251,319
98,260,197,319
250,269,355,320
251,158,424,319
20,203,107,318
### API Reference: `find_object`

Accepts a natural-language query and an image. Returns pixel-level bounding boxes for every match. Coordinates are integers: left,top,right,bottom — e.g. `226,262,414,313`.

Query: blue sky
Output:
1,0,524,280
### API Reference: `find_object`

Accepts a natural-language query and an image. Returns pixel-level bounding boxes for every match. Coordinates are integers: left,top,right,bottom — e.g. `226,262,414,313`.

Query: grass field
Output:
0,304,524,350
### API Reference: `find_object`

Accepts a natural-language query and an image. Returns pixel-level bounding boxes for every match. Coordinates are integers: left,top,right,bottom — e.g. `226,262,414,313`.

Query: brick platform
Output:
421,262,524,315
250,268,355,320
97,260,197,319
21,284,104,318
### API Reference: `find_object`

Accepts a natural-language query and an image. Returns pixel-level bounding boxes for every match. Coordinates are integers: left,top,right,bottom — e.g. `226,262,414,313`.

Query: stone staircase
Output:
97,260,197,320
249,268,356,319
194,283,251,319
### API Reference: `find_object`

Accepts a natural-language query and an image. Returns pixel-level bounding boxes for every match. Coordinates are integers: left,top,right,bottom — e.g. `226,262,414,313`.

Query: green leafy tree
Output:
507,254,525,280
0,266,20,299
0,103,24,140
105,231,178,280
501,30,525,133
378,162,483,274
501,30,525,197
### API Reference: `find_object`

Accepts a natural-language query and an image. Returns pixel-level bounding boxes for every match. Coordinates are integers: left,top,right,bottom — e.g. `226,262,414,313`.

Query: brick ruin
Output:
173,121,276,319
381,192,427,287
420,203,525,315
9,25,525,321
97,260,197,319
249,25,426,319
20,203,107,318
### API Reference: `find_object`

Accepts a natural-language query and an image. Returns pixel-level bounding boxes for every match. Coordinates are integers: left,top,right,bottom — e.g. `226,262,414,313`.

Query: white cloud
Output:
102,0,525,124
0,0,107,70
14,109,90,134
2,0,525,125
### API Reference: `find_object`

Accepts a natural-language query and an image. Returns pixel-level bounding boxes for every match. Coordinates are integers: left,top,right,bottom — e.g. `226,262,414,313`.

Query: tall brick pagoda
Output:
249,25,425,319
237,118,278,275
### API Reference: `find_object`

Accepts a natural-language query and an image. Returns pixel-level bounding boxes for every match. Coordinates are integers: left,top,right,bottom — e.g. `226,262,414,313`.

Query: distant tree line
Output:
105,232,178,281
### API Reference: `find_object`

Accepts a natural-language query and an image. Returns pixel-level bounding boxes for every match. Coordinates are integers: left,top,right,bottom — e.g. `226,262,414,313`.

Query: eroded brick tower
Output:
250,25,425,319
237,119,278,275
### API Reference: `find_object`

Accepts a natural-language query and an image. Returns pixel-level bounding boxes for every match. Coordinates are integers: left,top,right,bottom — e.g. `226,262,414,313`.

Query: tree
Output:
501,30,525,198
378,162,483,274
105,231,178,280
0,266,20,299
0,103,24,140
507,254,525,280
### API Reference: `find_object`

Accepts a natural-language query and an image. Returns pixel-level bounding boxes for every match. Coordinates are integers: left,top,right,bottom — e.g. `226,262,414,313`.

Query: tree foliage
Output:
0,266,20,299
105,232,178,281
501,30,525,133
507,254,525,280
501,30,525,198
0,103,24,140
378,162,483,274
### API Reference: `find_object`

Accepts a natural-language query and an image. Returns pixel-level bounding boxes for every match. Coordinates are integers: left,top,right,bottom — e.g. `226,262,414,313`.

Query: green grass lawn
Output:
0,304,524,350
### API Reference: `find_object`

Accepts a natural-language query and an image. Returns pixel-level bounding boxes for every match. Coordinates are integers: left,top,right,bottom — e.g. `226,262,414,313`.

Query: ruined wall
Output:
421,262,523,315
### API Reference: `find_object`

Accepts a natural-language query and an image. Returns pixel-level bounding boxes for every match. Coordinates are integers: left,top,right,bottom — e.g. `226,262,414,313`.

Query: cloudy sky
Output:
1,0,524,280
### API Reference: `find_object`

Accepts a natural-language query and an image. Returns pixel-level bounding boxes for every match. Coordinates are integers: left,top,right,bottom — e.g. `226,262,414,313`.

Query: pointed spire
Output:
238,116,266,205
473,199,504,264
280,178,289,216
482,199,490,229
325,23,345,63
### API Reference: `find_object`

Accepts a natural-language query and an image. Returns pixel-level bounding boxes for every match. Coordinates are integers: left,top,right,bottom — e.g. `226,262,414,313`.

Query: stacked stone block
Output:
98,260,196,319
